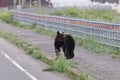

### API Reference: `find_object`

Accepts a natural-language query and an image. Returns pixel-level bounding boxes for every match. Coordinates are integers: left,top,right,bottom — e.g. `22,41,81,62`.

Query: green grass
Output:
37,11,45,15
25,46,34,54
50,10,64,16
0,29,42,59
77,37,120,55
43,57,93,80
43,58,76,72
32,49,42,59
48,7,120,22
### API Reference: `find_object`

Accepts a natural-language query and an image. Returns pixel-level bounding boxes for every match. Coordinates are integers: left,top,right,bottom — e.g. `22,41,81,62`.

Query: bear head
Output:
55,31,65,42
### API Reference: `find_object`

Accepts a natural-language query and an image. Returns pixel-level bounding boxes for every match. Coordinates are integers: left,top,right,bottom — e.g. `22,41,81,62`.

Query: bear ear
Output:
57,31,60,34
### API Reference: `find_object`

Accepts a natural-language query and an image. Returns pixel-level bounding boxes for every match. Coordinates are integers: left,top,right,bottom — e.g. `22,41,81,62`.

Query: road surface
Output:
0,38,71,80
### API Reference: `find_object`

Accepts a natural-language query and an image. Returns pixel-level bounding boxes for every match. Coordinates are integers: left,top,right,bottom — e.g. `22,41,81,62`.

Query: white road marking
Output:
0,50,38,80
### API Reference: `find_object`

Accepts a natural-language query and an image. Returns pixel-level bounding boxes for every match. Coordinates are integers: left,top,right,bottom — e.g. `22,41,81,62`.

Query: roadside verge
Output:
0,29,93,80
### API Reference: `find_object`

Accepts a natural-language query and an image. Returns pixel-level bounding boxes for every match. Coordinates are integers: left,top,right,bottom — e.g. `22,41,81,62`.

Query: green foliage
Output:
110,47,120,55
76,74,85,80
65,7,83,17
12,20,20,26
49,7,120,22
80,37,106,53
0,12,20,26
37,11,45,14
77,37,120,55
32,49,42,59
31,22,37,28
0,12,13,23
102,13,112,21
43,67,54,71
53,58,67,72
50,10,63,16
0,29,42,59
34,27,56,38
20,24,31,29
44,58,76,72
26,46,34,54
76,74,94,80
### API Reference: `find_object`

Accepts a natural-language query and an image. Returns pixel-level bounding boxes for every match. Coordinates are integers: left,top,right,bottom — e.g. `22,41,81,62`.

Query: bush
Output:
12,20,20,26
26,46,34,54
32,49,42,59
44,58,76,72
102,13,113,21
37,11,45,14
31,22,37,28
64,7,82,17
0,12,13,23
50,10,63,16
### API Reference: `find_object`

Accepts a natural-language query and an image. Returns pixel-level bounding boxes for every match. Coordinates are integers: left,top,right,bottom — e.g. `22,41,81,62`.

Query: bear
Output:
54,31,75,59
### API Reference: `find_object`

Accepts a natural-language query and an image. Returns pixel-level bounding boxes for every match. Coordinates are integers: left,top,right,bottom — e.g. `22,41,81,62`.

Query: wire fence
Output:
12,11,120,48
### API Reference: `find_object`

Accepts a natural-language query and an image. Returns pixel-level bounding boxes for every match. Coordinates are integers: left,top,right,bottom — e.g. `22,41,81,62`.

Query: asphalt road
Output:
0,52,32,80
0,38,71,80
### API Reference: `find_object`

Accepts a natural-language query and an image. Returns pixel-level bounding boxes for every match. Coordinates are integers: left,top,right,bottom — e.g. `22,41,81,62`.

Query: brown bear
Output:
54,31,75,59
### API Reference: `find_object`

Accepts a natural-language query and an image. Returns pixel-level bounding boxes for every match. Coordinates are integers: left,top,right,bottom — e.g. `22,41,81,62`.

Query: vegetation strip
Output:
37,7,120,22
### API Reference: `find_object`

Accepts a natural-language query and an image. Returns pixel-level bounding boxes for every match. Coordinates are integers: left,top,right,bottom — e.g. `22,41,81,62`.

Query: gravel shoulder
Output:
0,22,120,80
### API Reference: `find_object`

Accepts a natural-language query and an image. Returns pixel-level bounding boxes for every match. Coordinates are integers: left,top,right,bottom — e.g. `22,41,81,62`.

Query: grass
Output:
33,27,56,38
43,57,90,80
43,57,94,80
37,11,45,15
80,37,106,53
0,29,42,60
43,58,67,72
47,7,120,22
32,50,42,59
44,58,76,72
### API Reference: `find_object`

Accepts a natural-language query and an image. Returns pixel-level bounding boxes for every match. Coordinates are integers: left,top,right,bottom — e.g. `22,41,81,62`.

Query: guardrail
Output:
12,11,120,48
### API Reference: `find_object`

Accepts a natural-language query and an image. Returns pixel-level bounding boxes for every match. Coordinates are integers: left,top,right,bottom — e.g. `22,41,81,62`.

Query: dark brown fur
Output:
54,31,75,59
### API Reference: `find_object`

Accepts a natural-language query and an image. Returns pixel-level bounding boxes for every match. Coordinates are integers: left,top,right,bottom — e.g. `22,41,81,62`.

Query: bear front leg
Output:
55,48,61,59
55,43,61,59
